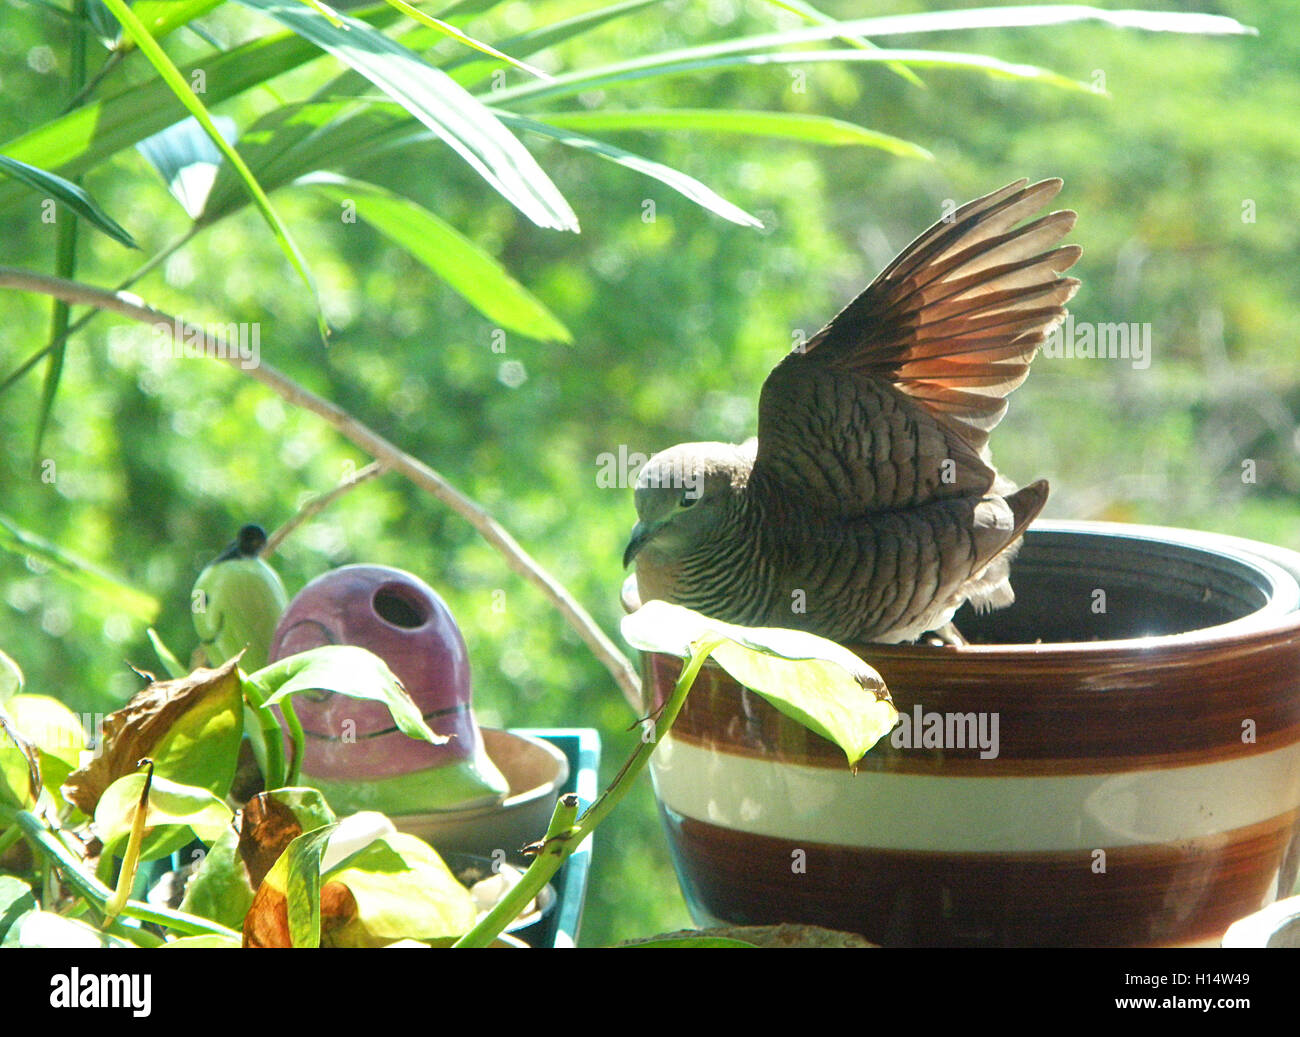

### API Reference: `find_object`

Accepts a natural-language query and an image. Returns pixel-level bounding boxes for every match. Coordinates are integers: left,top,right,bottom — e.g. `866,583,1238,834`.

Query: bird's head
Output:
622,441,753,569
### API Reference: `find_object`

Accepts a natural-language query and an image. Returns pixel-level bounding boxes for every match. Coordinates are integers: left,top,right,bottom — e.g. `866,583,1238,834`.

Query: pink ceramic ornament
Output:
269,565,489,781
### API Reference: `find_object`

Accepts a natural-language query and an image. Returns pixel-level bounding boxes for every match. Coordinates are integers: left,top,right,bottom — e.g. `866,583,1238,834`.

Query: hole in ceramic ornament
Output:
373,584,429,629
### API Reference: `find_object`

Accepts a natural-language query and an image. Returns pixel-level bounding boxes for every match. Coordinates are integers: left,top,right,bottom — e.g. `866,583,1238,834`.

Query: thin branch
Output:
263,460,389,559
0,268,643,710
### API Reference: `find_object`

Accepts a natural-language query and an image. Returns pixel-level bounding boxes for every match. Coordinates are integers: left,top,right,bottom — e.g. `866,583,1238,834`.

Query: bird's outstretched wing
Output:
753,178,1080,514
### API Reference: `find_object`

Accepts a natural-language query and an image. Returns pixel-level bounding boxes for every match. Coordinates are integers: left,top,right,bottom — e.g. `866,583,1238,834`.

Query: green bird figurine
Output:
192,524,288,672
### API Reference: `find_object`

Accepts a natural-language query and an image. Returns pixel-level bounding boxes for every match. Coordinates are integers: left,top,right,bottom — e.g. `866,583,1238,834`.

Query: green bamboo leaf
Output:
99,0,328,339
0,156,138,247
621,601,898,768
494,112,761,228
445,0,663,87
137,116,238,220
201,100,372,222
248,644,445,748
233,0,579,232
488,5,1253,109
297,173,572,342
0,11,403,212
131,0,224,38
379,0,552,80
0,512,159,622
491,47,1093,108
528,108,932,158
777,6,1255,40
759,0,924,88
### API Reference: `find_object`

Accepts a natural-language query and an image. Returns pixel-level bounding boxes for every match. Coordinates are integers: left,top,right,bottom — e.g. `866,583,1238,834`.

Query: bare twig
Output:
263,459,388,559
0,269,644,710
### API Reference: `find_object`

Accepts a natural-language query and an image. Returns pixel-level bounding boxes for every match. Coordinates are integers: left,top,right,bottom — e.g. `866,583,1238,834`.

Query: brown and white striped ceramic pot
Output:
635,521,1300,947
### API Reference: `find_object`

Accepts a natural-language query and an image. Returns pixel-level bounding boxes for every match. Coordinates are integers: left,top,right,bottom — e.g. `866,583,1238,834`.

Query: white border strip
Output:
652,735,1300,852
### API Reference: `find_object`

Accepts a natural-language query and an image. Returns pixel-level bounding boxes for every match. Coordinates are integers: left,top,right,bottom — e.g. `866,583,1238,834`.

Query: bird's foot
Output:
922,622,968,647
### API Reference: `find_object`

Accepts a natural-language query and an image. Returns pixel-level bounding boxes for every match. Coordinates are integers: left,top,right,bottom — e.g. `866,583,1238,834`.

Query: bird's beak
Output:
623,520,655,569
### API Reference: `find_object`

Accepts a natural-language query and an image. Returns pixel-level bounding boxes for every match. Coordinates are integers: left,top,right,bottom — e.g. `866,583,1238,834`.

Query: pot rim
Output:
882,519,1300,657
626,519,1300,659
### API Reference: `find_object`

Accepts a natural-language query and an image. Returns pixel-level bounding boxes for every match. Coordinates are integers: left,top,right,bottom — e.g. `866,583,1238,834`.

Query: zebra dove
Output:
622,178,1080,645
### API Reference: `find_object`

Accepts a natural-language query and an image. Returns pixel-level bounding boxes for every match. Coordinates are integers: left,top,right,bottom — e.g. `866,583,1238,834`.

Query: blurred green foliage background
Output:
1,0,1296,945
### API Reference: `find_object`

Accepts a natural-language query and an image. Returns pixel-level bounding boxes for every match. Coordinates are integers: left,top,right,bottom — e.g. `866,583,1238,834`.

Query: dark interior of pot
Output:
953,525,1292,644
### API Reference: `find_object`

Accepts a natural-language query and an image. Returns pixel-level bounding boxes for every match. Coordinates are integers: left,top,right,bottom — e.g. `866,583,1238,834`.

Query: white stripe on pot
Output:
651,734,1300,852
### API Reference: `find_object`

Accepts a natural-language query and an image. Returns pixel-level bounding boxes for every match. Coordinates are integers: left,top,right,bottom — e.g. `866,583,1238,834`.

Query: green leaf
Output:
96,773,234,863
248,645,446,748
177,825,250,930
0,745,34,812
0,650,21,706
0,513,160,622
621,601,898,768
2,695,85,813
179,787,336,929
147,629,187,680
495,112,761,228
445,0,664,88
283,823,338,947
528,108,932,158
161,933,243,948
378,0,552,80
759,0,924,88
136,116,238,220
0,155,138,247
297,173,572,342
0,877,37,942
322,830,477,945
131,0,225,39
0,23,364,208
495,2,1255,108
491,47,1093,107
3,910,137,948
98,0,328,339
234,0,579,232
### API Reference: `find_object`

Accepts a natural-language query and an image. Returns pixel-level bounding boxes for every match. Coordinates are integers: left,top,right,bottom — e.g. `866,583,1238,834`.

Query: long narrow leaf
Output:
444,0,664,87
760,0,924,88
488,5,1254,106
0,156,137,249
137,116,238,219
0,513,160,622
529,108,932,158
201,101,387,222
99,0,327,339
378,0,552,80
234,0,579,232
490,48,1093,107
494,112,761,228
0,12,404,211
297,173,572,342
132,0,225,38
